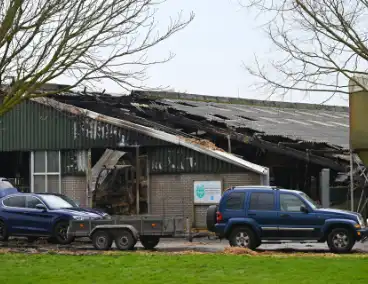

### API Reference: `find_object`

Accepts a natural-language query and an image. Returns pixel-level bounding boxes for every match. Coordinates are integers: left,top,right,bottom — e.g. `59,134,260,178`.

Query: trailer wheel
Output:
114,230,136,251
140,236,160,250
92,230,113,250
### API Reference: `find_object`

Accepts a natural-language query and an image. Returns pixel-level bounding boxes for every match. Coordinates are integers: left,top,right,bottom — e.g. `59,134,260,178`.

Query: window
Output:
299,192,319,209
249,192,275,211
280,193,305,212
3,196,26,208
26,196,43,209
225,192,245,210
31,151,61,193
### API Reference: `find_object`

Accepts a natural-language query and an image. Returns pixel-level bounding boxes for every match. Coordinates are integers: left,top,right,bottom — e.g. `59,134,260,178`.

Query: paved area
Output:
1,237,367,254
134,237,368,253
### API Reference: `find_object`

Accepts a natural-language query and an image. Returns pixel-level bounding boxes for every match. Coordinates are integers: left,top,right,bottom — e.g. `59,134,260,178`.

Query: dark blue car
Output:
207,186,368,253
0,193,103,244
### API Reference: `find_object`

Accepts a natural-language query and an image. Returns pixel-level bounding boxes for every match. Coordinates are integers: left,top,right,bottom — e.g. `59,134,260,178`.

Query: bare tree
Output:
241,0,368,102
0,0,194,115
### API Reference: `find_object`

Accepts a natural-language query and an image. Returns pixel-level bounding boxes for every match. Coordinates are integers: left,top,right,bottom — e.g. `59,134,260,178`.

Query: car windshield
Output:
298,192,320,209
39,194,74,210
60,195,79,207
0,180,15,189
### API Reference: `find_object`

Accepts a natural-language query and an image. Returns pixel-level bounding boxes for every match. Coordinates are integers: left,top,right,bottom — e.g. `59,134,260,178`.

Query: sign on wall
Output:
194,181,222,204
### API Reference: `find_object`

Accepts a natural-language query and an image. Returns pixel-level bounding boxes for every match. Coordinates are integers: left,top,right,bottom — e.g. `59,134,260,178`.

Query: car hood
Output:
70,207,107,216
52,208,102,218
314,208,360,219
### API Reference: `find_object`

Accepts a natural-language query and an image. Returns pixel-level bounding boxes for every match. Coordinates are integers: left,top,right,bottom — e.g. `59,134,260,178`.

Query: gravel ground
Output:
0,237,367,254
135,238,368,253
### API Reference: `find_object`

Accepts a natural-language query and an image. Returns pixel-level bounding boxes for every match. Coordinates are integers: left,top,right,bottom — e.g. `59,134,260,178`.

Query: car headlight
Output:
72,216,90,221
103,214,111,220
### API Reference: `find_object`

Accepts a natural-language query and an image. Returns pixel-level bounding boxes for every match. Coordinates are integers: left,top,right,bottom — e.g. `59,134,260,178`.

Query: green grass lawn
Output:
0,253,367,284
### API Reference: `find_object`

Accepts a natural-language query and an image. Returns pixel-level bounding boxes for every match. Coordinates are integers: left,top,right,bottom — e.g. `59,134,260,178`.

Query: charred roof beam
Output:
254,136,346,172
136,107,347,172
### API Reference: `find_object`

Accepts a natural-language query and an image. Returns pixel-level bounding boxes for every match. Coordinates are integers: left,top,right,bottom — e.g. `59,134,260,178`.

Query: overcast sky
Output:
71,0,350,106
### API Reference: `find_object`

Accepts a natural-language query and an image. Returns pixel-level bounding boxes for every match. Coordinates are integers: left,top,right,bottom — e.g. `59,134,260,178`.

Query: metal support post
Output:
350,151,354,211
135,145,140,214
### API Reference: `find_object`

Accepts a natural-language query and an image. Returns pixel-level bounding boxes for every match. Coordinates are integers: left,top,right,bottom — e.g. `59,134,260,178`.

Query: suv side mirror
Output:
300,205,308,213
36,203,47,211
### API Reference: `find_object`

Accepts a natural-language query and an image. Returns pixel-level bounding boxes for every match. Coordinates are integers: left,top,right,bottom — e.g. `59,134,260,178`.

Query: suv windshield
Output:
298,192,320,209
39,194,74,210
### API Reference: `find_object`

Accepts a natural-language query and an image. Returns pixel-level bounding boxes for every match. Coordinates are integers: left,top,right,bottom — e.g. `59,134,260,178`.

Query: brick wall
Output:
61,176,87,207
149,172,261,228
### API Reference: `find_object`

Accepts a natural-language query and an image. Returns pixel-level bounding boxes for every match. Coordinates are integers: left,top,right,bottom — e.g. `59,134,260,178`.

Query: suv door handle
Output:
280,214,290,218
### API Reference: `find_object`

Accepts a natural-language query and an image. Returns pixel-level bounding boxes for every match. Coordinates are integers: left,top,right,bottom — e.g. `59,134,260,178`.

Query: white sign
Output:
194,181,222,204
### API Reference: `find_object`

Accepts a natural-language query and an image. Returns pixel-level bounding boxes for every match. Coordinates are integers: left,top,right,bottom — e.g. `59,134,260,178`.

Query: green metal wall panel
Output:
0,101,165,151
148,146,245,174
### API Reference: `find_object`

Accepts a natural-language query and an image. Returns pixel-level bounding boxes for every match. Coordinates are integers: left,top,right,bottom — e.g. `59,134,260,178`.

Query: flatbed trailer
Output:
67,215,201,250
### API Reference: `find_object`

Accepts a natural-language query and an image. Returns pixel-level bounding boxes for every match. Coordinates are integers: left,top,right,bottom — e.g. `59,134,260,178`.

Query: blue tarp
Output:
0,188,18,198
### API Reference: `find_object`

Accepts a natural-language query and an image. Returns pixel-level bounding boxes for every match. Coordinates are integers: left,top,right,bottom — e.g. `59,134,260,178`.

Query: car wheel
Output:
206,205,218,232
327,228,355,254
0,220,9,242
140,236,160,250
53,221,75,245
114,230,136,251
92,230,113,250
229,226,257,250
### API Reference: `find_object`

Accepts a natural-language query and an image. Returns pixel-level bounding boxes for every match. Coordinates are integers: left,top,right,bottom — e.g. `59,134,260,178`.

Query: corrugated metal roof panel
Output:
159,99,349,148
0,100,166,151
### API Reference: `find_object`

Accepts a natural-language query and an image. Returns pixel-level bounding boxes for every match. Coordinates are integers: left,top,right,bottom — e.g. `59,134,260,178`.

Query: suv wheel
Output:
327,228,355,254
206,205,218,232
0,220,9,242
229,227,257,250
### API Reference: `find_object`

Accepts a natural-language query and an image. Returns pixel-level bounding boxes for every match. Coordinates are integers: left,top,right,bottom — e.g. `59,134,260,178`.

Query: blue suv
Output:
206,186,368,253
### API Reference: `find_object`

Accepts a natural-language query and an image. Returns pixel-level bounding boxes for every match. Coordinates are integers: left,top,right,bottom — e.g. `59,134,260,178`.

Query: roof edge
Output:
132,90,348,112
31,97,269,176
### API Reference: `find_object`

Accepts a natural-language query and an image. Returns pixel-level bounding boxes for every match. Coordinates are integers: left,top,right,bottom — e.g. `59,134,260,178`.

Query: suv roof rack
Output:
231,185,281,190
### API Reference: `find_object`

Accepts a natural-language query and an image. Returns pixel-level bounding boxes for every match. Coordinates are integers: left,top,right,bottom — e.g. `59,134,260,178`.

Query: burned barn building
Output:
0,85,365,223
51,89,355,207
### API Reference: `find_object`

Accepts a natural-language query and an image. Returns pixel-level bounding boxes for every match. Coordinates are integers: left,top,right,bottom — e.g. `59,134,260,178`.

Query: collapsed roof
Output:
32,96,269,177
38,89,349,173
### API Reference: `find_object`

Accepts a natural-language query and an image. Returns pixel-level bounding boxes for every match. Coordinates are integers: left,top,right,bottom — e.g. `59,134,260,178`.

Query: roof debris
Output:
182,137,225,152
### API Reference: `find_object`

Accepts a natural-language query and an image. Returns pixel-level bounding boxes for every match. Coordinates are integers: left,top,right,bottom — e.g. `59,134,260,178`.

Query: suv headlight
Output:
357,215,365,228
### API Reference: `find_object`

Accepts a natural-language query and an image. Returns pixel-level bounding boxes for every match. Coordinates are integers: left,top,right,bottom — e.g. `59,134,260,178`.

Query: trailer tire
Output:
114,230,136,251
140,236,160,250
206,205,218,232
92,230,113,250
